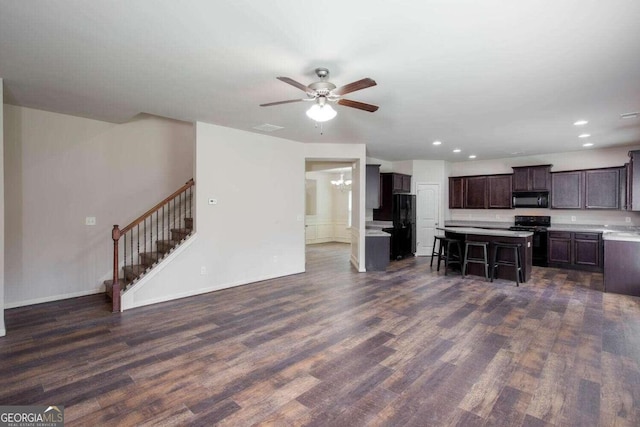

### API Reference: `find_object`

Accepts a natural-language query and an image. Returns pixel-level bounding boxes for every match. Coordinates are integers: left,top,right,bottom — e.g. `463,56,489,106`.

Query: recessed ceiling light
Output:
578,133,591,138
582,143,594,147
621,112,639,119
453,149,461,153
469,155,477,159
432,141,442,145
573,120,588,126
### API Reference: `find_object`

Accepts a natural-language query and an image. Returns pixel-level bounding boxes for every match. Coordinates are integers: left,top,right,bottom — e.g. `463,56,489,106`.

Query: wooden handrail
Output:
110,178,194,313
120,179,194,235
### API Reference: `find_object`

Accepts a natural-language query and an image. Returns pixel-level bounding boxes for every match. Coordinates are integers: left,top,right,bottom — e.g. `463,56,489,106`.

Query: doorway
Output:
304,158,363,272
416,183,440,257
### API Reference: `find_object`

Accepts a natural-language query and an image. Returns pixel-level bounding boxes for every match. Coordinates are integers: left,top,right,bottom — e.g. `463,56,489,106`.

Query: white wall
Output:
122,123,308,309
305,171,351,244
3,106,194,308
0,81,5,336
447,146,640,226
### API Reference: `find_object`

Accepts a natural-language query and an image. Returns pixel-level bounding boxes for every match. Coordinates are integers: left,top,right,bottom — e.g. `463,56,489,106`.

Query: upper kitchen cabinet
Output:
551,171,583,209
449,174,512,209
552,167,623,210
366,164,381,209
464,176,488,209
449,177,464,209
488,174,513,209
630,150,640,211
390,173,412,193
585,167,622,209
373,172,413,220
512,165,551,192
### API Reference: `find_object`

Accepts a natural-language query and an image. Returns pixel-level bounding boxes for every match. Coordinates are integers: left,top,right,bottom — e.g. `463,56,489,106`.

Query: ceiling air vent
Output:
253,123,284,132
620,112,639,119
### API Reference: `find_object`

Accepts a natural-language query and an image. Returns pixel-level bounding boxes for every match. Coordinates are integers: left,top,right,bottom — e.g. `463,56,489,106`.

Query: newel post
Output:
112,225,121,313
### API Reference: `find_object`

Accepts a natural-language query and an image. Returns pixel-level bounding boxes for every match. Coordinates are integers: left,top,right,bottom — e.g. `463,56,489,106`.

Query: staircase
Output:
105,179,194,312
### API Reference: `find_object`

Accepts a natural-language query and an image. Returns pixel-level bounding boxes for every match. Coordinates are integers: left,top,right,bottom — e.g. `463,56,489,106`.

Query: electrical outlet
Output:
571,216,576,222
85,216,96,226
626,217,632,223
200,266,207,275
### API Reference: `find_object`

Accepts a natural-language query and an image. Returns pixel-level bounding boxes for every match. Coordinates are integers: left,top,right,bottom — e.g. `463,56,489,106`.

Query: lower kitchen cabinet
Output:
548,232,572,264
548,231,602,271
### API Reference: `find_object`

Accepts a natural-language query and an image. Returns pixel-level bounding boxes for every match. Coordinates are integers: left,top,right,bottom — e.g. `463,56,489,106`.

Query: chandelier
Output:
331,173,352,191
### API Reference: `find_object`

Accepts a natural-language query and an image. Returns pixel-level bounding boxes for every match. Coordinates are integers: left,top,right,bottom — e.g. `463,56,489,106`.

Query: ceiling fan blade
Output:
337,98,379,112
277,77,315,94
332,78,377,96
260,99,304,107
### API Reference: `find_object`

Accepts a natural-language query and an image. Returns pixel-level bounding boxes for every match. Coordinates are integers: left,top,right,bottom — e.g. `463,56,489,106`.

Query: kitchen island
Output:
439,227,534,282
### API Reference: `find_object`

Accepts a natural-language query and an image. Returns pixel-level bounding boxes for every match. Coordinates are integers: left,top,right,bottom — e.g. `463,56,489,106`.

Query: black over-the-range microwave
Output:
512,191,549,208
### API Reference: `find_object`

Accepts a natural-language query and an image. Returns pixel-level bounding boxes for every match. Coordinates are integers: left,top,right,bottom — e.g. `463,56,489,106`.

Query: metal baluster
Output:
130,230,133,276
123,234,127,283
137,224,140,278
155,210,158,262
143,217,147,262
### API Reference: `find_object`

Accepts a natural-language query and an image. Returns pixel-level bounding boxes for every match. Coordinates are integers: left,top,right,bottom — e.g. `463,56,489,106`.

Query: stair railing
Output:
111,179,194,312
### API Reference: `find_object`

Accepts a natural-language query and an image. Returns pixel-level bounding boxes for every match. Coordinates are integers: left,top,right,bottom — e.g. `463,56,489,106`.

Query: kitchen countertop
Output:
365,229,391,237
602,231,640,242
444,221,512,229
438,226,533,238
366,221,394,230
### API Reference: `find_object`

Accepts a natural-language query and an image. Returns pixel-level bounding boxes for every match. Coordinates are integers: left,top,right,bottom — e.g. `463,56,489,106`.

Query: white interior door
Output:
416,183,440,257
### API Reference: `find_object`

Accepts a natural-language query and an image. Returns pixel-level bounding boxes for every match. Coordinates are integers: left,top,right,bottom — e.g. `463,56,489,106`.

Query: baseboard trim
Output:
126,268,305,310
4,288,103,309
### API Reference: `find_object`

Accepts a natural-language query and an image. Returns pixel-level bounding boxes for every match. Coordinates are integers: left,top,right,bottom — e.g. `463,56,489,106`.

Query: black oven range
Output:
509,215,550,267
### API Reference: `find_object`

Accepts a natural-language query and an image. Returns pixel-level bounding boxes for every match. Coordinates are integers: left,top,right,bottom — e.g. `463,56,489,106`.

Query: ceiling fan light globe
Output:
306,104,337,122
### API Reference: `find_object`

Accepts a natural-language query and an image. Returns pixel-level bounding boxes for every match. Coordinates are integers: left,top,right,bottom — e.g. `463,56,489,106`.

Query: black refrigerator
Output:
389,194,416,259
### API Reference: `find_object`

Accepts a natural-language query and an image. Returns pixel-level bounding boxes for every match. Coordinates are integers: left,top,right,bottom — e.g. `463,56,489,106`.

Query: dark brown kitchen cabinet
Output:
373,172,412,221
552,167,623,210
464,176,488,209
629,150,640,211
551,171,583,209
365,165,380,209
393,173,412,193
548,231,572,265
449,177,464,209
449,174,513,209
512,165,551,192
488,174,513,208
548,231,602,271
573,233,600,267
584,168,621,209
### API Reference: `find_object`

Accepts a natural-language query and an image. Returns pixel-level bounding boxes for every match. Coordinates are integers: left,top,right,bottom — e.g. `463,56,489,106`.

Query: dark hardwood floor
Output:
2,242,640,426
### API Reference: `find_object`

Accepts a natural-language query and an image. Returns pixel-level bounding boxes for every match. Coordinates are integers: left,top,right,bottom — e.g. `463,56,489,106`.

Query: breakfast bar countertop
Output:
437,226,533,238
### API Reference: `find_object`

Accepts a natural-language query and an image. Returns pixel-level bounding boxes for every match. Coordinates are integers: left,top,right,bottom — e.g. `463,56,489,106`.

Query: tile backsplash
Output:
449,209,639,226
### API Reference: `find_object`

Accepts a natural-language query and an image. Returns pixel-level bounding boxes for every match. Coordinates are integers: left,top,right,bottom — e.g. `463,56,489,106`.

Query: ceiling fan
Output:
260,67,378,122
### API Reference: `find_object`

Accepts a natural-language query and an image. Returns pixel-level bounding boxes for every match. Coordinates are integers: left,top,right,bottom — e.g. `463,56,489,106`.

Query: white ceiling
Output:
1,1,640,162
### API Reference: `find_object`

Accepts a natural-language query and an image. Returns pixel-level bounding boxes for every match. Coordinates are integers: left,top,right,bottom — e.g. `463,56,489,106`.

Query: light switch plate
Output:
208,198,217,205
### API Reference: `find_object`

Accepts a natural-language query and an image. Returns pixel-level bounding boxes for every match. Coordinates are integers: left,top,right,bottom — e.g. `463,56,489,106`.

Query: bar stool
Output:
462,241,490,280
490,242,524,286
438,238,463,275
430,235,446,268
